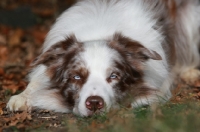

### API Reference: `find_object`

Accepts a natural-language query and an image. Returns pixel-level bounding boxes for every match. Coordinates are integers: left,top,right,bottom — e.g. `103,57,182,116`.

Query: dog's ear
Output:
31,35,79,67
112,33,162,61
135,46,162,60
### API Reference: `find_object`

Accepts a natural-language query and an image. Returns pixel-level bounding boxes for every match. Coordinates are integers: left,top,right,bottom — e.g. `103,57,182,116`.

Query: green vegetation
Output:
59,102,200,132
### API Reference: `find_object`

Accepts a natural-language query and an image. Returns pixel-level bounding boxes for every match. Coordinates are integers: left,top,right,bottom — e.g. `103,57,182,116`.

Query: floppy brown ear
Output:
113,33,162,61
31,35,78,67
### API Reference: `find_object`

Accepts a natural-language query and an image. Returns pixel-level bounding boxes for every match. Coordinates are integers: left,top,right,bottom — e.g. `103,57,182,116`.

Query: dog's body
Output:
7,0,200,116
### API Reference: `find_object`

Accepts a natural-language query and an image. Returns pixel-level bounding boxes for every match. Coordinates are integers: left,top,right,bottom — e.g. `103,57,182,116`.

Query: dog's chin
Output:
72,106,98,117
74,109,105,117
72,107,89,117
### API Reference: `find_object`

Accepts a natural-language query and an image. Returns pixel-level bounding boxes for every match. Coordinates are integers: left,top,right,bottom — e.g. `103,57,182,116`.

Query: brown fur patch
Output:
154,0,176,66
163,0,177,21
108,34,160,103
60,88,75,108
113,60,145,101
43,35,84,85
158,0,176,66
130,85,157,98
30,35,86,109
59,67,89,109
31,35,80,67
68,68,89,88
111,33,162,61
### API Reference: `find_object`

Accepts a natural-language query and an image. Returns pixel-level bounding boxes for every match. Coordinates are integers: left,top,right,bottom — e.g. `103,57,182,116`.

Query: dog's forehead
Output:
79,40,120,74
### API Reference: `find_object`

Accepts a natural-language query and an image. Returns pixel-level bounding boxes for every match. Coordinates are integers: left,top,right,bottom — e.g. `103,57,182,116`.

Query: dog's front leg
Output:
7,65,49,111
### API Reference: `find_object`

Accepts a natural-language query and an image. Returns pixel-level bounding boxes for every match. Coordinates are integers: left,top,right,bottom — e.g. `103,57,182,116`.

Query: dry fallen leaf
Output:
0,45,8,66
32,7,56,17
194,80,200,87
3,111,32,127
0,102,6,115
3,84,23,94
8,29,24,46
0,67,4,76
0,34,6,45
32,27,48,44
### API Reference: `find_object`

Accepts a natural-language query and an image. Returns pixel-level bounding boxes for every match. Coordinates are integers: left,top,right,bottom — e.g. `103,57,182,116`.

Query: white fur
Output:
7,0,200,117
73,41,119,116
44,0,170,106
43,0,163,52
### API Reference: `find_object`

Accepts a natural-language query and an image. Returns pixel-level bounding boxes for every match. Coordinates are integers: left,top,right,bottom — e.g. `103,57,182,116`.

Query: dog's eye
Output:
110,74,118,79
74,75,81,80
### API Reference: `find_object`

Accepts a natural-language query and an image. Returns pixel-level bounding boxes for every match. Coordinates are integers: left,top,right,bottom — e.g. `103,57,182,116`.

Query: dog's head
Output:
32,33,161,116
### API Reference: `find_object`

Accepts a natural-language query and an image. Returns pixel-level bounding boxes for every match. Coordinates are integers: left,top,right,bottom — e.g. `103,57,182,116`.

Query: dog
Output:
7,0,200,117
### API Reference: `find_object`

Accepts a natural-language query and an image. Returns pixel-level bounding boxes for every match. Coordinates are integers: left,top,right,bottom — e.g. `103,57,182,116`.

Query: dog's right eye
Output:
109,74,118,79
74,75,81,80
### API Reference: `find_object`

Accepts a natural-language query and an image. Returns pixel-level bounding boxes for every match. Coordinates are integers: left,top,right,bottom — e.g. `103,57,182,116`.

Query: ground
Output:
0,0,200,132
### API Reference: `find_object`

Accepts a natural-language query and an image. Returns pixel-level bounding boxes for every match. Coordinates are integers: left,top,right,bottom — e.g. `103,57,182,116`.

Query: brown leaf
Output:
32,28,48,44
15,111,29,122
0,67,4,76
4,74,15,80
0,102,6,115
0,45,8,66
9,120,20,126
3,84,20,94
2,79,27,93
32,7,56,17
194,80,200,87
4,111,32,127
0,34,6,45
197,92,200,97
8,29,24,46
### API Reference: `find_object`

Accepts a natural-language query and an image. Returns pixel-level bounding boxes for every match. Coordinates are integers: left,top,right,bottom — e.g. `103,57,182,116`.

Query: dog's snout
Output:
85,96,104,112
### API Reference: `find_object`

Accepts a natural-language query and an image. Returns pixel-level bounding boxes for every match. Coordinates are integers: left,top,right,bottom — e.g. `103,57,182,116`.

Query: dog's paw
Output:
180,68,200,86
7,94,29,111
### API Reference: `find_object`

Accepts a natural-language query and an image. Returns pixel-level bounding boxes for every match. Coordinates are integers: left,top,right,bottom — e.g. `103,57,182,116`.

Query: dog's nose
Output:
85,96,104,112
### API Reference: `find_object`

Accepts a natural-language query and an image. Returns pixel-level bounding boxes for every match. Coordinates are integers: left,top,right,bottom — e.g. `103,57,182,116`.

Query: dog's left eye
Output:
110,74,118,79
74,75,81,80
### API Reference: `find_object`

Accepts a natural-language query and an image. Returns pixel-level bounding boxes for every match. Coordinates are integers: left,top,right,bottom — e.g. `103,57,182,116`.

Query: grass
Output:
61,102,200,132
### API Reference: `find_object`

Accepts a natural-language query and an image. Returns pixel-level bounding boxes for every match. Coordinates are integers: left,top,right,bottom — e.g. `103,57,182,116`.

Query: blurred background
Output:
0,0,76,27
0,0,76,94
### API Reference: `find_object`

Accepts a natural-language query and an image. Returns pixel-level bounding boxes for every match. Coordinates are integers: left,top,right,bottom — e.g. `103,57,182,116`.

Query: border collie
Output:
7,0,200,116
